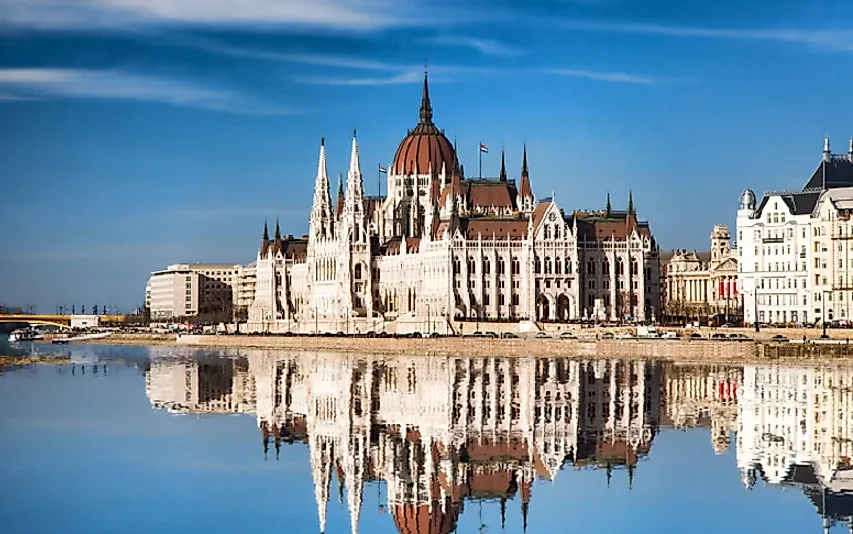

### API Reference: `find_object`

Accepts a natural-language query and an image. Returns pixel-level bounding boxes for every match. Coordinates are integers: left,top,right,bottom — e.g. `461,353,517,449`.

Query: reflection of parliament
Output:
146,353,853,533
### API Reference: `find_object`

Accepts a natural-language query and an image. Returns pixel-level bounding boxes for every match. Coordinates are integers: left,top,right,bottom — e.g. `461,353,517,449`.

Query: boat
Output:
52,332,112,344
8,328,44,343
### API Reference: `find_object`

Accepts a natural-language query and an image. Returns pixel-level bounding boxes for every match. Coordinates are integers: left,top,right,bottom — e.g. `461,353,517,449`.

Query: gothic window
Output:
354,263,363,280
545,257,552,275
602,259,610,274
565,258,572,274
512,293,519,306
555,259,562,275
499,294,505,306
631,260,639,276
484,294,490,306
453,259,461,275
498,259,506,275
483,260,491,275
587,260,595,275
554,226,560,239
616,258,625,276
468,257,476,274
511,257,520,275
534,256,542,274
544,226,551,239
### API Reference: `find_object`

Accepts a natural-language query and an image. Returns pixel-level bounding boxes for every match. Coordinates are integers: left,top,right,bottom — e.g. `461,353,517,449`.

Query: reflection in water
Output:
137,352,853,534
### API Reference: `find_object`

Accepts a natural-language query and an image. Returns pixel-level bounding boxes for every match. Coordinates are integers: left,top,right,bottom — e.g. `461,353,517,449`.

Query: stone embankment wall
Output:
79,333,853,363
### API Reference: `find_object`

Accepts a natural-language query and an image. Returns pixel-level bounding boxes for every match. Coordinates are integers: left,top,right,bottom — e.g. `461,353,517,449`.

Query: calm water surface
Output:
1,341,851,534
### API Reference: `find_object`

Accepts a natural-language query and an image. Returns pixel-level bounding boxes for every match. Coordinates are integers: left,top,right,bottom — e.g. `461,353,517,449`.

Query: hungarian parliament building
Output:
247,75,661,334
144,352,853,534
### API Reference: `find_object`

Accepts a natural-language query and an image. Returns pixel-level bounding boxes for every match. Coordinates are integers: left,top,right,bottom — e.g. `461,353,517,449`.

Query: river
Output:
1,340,851,534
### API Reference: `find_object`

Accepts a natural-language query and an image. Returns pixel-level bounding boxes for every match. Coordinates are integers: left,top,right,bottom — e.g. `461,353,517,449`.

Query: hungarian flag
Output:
378,165,387,174
480,143,488,153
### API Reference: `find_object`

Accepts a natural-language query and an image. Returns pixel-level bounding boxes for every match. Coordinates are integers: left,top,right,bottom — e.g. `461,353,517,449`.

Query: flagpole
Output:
378,165,381,198
479,142,482,180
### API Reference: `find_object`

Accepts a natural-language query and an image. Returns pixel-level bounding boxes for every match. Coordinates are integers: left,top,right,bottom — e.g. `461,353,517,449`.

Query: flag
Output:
378,165,387,174
479,143,488,153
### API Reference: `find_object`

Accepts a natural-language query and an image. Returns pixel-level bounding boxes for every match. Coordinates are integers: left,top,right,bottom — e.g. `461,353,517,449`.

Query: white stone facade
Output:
736,138,853,326
247,76,661,334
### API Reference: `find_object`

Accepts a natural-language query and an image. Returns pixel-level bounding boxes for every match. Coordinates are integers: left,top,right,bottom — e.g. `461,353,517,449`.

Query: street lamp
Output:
821,290,830,339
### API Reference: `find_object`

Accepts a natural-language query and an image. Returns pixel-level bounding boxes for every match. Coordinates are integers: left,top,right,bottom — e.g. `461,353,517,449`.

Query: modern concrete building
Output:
248,74,661,334
146,263,241,320
736,137,853,326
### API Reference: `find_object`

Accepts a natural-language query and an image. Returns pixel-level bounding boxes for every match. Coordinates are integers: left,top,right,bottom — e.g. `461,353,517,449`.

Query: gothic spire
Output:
499,148,507,182
419,71,433,124
605,191,612,217
262,220,269,242
336,171,345,217
627,190,635,216
310,137,333,242
519,144,533,204
521,143,529,178
346,131,364,205
274,218,281,240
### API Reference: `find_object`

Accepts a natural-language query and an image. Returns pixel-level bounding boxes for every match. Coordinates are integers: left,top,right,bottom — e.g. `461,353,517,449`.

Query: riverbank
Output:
74,332,853,364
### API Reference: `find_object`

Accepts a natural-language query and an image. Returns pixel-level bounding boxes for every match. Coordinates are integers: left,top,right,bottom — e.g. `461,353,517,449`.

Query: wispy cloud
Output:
0,92,40,101
546,68,684,85
425,35,526,57
298,70,425,86
0,242,192,261
0,68,292,114
174,208,308,222
0,0,423,31
558,20,853,53
202,42,407,71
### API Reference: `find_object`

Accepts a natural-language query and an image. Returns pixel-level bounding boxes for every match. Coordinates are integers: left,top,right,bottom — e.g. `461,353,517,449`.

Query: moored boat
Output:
8,328,44,343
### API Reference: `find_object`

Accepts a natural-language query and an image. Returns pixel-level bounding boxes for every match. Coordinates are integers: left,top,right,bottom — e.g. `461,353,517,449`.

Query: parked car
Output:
770,334,790,343
559,332,577,340
501,332,519,339
535,332,553,339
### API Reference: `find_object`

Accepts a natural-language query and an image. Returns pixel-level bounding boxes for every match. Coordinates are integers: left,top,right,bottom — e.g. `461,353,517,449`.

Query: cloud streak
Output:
0,68,291,114
0,0,422,31
425,35,526,57
174,208,308,222
546,68,684,85
297,70,425,86
558,20,853,52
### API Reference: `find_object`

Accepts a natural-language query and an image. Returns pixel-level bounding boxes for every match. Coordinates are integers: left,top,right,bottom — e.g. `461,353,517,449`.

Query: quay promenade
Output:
72,331,853,364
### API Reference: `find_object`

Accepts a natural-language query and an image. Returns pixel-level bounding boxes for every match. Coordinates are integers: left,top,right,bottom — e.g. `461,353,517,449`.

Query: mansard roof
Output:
755,189,821,216
438,177,520,211
803,155,853,190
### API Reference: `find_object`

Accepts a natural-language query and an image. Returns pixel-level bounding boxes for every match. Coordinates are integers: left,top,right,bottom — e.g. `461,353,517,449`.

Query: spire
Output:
499,148,507,182
274,218,281,240
522,501,529,533
605,192,612,217
500,498,506,529
262,220,269,242
419,70,433,124
521,143,529,178
519,144,533,209
346,132,364,205
310,137,333,242
627,190,635,216
337,171,345,217
824,135,832,162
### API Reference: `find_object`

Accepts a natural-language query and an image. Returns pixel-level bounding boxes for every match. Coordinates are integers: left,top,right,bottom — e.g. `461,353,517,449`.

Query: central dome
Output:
391,74,458,176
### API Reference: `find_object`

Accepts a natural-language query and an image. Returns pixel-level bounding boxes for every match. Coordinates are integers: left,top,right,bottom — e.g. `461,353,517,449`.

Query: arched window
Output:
498,259,506,275
544,226,551,239
565,258,572,274
468,257,476,274
545,257,552,275
354,263,363,280
603,259,610,275
617,258,625,276
554,226,560,239
631,260,639,276
453,259,461,275
555,258,562,275
534,256,542,274
511,257,520,275
483,260,491,275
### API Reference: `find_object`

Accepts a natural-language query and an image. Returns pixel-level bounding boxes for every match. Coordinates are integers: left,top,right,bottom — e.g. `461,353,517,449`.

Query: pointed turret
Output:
345,131,366,243
310,138,333,242
260,220,270,255
627,190,635,216
499,148,507,182
519,143,534,213
605,192,612,217
824,136,832,162
419,71,433,124
274,218,281,240
336,172,345,218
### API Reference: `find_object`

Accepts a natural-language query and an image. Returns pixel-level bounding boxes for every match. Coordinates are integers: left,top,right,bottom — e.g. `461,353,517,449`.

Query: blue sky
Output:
1,0,853,311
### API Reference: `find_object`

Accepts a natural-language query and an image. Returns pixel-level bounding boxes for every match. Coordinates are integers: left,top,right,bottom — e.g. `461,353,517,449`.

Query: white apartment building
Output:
737,137,853,326
146,263,243,320
811,187,853,324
